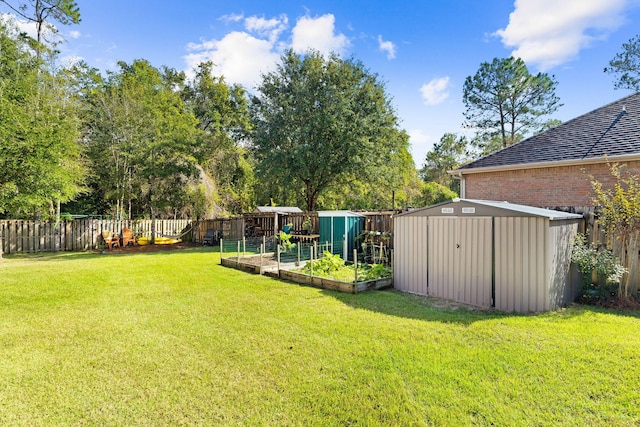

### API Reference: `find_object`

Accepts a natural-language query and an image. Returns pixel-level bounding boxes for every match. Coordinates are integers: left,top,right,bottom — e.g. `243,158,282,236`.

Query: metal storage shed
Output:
318,210,365,262
393,199,583,313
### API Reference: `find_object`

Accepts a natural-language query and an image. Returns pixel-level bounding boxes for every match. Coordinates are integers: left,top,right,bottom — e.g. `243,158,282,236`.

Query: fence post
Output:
237,240,240,263
0,224,3,260
354,249,358,284
390,249,394,283
277,245,281,276
297,243,301,266
220,239,223,264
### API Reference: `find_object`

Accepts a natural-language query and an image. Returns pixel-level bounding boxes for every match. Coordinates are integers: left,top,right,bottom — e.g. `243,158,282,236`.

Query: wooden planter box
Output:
278,269,392,294
221,255,393,294
221,255,278,275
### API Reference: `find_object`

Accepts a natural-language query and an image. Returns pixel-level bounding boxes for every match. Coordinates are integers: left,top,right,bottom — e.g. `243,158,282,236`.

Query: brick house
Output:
451,92,640,212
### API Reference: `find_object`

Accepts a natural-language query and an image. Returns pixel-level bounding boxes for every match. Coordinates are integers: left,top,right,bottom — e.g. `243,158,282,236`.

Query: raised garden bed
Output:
221,253,279,275
221,252,393,294
278,269,392,294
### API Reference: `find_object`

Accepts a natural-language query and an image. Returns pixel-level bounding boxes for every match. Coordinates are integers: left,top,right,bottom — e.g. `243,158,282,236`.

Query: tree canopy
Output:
420,133,470,194
181,62,254,215
0,22,84,217
0,0,80,53
463,57,561,155
605,34,640,92
251,49,412,211
78,60,200,220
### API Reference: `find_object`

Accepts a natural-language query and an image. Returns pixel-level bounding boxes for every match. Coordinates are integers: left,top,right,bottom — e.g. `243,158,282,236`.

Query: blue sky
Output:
4,0,640,166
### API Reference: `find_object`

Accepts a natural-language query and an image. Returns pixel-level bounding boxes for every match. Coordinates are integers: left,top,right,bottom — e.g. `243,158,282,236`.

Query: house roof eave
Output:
448,153,640,176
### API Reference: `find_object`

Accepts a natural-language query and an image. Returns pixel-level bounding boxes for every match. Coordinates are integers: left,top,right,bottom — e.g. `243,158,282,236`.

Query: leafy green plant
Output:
277,231,296,252
303,251,344,276
301,216,314,233
361,263,392,281
571,233,627,302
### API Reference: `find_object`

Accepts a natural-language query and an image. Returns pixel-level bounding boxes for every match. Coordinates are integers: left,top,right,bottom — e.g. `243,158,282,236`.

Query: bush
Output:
571,233,627,302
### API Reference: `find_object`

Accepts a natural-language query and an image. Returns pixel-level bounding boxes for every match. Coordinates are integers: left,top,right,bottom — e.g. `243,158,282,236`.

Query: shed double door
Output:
428,217,493,308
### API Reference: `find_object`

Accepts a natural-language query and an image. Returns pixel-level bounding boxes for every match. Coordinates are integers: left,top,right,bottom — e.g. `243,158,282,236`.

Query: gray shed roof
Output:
317,210,366,217
254,206,303,213
397,199,583,220
456,91,640,171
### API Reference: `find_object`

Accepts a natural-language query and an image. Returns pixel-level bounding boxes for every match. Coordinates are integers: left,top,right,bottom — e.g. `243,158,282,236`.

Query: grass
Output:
1,248,639,426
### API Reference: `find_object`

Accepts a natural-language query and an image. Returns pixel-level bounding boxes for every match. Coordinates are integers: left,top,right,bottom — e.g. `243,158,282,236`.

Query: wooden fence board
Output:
0,219,197,254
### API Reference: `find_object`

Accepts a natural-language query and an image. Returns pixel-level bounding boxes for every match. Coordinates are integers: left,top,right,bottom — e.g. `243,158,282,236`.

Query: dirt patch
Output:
229,254,278,267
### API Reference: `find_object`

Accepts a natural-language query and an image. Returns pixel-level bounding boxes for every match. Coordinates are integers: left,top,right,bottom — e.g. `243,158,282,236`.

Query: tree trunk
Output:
613,235,627,296
149,177,155,244
626,230,639,296
305,182,318,212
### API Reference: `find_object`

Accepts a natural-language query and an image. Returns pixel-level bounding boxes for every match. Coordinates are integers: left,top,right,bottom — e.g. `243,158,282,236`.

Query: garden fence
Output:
219,236,392,268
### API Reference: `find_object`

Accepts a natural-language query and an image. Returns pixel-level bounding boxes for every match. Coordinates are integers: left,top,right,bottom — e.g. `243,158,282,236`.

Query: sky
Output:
3,0,640,167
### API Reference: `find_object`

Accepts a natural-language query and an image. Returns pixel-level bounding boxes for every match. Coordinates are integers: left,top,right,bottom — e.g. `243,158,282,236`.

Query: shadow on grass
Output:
319,288,510,325
1,246,217,263
321,288,640,324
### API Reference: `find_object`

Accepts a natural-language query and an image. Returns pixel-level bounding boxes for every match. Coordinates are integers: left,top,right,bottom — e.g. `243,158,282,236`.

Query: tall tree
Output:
463,57,561,155
317,128,420,210
0,0,80,54
251,50,410,212
0,22,84,217
181,62,254,215
81,60,199,223
605,34,640,91
420,133,469,194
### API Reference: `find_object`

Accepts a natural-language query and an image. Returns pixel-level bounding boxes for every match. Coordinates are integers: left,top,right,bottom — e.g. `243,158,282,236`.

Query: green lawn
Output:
1,248,639,426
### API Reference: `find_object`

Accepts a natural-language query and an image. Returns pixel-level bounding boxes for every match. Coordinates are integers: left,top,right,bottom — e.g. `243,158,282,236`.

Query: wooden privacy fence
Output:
360,211,398,249
0,211,398,255
0,219,192,254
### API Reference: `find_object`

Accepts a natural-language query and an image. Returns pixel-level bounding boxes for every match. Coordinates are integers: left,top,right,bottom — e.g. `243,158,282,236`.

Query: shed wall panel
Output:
428,217,492,307
393,216,428,295
494,217,548,312
547,220,580,310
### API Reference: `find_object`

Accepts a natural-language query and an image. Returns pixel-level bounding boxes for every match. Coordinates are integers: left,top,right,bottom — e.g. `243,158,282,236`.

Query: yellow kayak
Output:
137,236,182,245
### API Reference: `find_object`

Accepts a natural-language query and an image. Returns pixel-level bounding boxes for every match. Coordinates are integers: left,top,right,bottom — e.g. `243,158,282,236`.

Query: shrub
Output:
571,233,627,302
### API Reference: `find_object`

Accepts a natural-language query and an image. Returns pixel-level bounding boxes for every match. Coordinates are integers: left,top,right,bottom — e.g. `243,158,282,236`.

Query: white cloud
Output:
377,35,396,59
244,14,288,43
494,0,630,70
185,13,352,88
68,30,81,39
420,77,450,106
185,31,280,88
220,13,244,24
291,14,349,55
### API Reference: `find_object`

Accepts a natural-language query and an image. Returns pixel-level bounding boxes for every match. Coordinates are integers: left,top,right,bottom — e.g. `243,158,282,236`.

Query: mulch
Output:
97,242,200,254
575,295,640,311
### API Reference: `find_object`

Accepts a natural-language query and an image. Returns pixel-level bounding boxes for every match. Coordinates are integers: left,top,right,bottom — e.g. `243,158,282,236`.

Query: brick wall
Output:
463,161,640,208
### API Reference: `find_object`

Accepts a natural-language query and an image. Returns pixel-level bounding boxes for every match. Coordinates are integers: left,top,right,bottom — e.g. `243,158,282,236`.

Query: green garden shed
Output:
318,211,365,262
